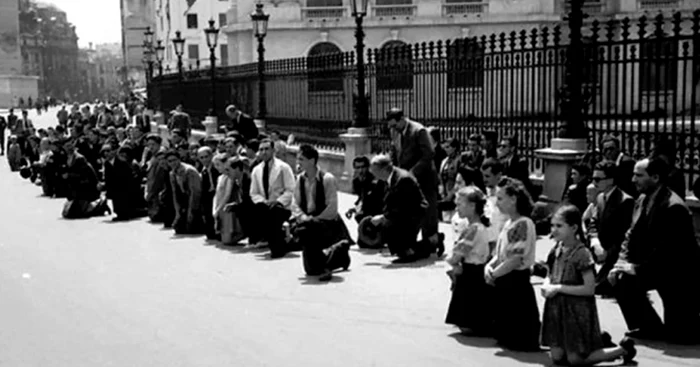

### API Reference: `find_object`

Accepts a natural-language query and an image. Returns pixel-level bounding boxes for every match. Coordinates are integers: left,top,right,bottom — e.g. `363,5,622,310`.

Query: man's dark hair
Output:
645,156,670,182
385,107,404,121
246,138,260,152
481,157,504,175
445,137,460,151
601,136,621,149
502,135,518,148
164,149,180,160
298,144,319,163
572,164,590,178
468,133,483,143
593,160,617,180
353,155,370,168
145,134,162,144
259,138,274,149
228,155,248,170
429,127,441,143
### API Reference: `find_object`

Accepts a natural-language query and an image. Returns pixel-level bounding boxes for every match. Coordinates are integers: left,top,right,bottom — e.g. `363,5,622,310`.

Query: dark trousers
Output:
612,271,700,343
418,179,439,240
249,201,291,254
295,218,350,275
201,192,216,239
383,217,422,256
595,242,621,293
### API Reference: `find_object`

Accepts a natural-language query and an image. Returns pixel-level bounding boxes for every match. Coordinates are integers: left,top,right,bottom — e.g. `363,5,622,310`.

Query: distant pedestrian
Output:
541,205,636,366
224,105,258,142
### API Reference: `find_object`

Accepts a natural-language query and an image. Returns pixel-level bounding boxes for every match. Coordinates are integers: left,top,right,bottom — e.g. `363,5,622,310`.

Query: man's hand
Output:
345,207,356,219
370,215,385,227
613,262,636,276
224,203,237,212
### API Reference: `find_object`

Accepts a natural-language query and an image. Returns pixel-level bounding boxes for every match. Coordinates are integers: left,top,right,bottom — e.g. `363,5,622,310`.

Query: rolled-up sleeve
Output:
316,173,338,221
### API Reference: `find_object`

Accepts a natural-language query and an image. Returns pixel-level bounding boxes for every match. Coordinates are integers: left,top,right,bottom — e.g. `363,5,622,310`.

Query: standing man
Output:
0,113,6,156
386,107,443,257
56,105,69,126
497,135,534,197
249,138,296,258
224,104,258,142
608,157,700,344
601,136,636,197
591,161,634,296
198,146,220,240
14,110,34,155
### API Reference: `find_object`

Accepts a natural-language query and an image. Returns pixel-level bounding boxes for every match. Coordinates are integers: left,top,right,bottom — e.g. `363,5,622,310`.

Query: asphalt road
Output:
0,109,698,367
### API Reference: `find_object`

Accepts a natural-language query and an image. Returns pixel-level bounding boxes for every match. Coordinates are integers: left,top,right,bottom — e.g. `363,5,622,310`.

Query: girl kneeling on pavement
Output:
541,205,636,366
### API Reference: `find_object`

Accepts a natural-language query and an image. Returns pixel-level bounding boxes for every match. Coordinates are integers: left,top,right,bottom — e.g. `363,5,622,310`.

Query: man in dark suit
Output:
198,146,220,240
591,161,634,295
601,136,636,198
497,135,535,198
387,108,443,257
225,105,259,142
369,155,428,263
608,157,700,344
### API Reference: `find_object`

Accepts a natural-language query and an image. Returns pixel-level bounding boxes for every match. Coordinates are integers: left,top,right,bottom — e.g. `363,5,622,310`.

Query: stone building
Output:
19,0,80,101
0,0,38,108
120,0,156,90
77,43,124,103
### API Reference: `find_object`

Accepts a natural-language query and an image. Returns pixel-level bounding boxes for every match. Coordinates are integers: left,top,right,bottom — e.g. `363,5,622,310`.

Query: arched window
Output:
640,35,678,93
307,42,344,93
447,37,484,89
376,40,413,91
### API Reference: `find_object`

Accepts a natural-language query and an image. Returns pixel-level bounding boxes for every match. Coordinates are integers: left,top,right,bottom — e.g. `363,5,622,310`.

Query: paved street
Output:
0,109,698,367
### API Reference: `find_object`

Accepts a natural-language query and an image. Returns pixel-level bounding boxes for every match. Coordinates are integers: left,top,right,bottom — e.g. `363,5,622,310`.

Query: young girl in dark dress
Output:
484,177,541,351
445,186,494,335
541,205,636,366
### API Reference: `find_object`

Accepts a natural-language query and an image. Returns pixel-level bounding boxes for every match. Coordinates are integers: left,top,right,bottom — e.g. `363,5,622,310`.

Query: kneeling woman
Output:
445,186,493,335
484,177,541,351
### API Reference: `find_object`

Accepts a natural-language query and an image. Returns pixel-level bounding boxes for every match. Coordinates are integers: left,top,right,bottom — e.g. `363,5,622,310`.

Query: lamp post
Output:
172,30,186,105
204,19,220,117
250,3,269,122
559,0,587,139
350,0,369,129
154,40,165,112
143,27,155,110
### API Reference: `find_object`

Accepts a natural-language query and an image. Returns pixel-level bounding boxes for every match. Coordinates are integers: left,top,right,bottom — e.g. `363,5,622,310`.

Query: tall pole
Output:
177,54,184,105
256,35,266,119
559,0,587,139
147,60,154,109
354,15,368,128
210,48,216,116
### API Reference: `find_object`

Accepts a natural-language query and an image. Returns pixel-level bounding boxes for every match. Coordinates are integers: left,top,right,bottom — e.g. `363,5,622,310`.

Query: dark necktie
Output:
263,161,270,200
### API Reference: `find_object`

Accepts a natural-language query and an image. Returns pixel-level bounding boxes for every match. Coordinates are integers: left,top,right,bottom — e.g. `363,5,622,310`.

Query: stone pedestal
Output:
151,111,165,133
203,116,218,136
339,127,372,192
534,138,588,205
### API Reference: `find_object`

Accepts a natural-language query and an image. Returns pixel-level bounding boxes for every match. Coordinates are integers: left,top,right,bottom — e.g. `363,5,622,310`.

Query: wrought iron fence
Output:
152,10,700,187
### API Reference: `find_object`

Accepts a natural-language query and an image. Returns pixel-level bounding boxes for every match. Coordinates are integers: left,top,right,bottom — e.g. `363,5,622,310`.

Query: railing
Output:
301,6,347,19
638,0,682,10
372,4,416,17
442,2,489,16
153,10,700,187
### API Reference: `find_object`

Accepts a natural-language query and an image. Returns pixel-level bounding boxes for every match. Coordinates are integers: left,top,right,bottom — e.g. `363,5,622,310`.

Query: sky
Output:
41,0,122,48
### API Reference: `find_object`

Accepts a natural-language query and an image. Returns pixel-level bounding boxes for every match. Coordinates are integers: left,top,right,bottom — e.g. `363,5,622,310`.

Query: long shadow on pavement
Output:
635,339,700,359
448,332,551,366
298,275,345,285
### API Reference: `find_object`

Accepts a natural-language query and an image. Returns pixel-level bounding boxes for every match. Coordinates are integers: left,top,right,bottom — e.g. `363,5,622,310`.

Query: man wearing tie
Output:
198,147,220,240
249,138,296,258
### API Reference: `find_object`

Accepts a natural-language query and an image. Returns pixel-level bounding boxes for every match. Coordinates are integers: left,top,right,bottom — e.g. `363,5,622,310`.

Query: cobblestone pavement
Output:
0,108,697,366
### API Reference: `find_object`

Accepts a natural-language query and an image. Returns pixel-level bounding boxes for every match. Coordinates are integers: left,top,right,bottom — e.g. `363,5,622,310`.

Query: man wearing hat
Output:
385,107,443,257
224,105,258,142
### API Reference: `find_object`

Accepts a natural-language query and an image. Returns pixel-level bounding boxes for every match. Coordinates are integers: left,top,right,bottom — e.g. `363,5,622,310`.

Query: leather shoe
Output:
624,328,664,341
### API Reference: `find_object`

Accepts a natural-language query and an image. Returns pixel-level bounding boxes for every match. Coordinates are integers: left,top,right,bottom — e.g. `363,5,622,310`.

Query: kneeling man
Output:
369,155,428,263
291,145,351,281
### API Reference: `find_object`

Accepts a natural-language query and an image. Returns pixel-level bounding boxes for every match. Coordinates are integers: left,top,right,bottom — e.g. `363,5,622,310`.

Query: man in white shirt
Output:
290,144,351,281
249,138,296,258
481,158,508,252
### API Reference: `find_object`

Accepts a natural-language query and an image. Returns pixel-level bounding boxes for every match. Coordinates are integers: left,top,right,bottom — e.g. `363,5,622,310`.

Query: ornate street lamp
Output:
559,0,587,139
204,19,220,118
350,0,369,128
250,3,269,120
172,30,186,105
155,40,165,76
143,27,155,109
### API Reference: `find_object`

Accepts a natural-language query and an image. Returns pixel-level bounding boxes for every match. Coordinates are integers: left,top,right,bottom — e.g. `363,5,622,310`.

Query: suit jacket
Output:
595,186,634,252
66,152,99,201
169,163,202,211
615,154,637,197
502,153,534,196
145,147,168,202
383,167,427,225
250,157,296,208
229,113,259,142
391,120,437,185
619,186,700,279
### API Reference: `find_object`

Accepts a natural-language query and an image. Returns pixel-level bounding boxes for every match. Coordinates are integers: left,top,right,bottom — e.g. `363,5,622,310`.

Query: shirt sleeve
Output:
316,173,339,221
574,246,596,272
290,175,303,218
505,219,532,260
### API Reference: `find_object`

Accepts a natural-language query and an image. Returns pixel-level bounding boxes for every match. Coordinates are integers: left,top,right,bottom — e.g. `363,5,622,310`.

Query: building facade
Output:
121,0,156,91
0,0,38,108
19,0,80,101
223,0,697,64
153,0,232,73
78,43,124,103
